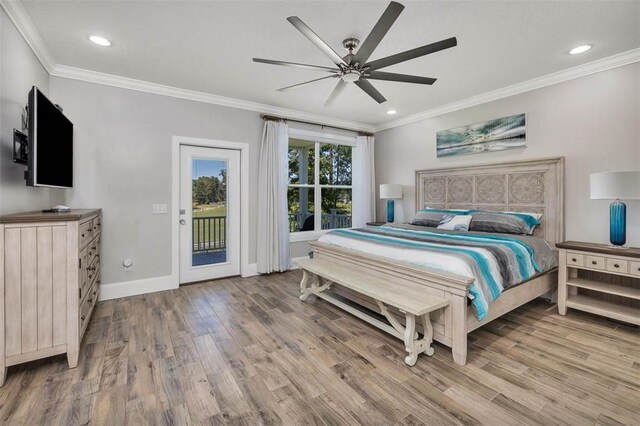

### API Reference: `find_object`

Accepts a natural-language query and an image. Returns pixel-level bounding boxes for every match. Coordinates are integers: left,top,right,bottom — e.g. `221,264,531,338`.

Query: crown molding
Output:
0,0,55,73
51,65,375,132
1,0,374,132
4,0,638,134
374,48,640,132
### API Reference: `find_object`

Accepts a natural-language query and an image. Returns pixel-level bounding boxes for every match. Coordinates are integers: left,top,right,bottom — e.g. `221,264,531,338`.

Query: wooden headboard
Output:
415,157,564,247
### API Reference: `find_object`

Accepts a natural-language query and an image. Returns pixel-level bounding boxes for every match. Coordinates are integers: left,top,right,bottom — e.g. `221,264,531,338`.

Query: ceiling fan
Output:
253,1,457,106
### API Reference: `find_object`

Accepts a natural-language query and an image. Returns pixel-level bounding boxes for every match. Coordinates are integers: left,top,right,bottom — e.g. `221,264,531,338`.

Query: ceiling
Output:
19,1,640,126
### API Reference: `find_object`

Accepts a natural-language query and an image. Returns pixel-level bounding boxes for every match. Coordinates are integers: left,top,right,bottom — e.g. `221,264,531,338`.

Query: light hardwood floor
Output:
0,270,638,425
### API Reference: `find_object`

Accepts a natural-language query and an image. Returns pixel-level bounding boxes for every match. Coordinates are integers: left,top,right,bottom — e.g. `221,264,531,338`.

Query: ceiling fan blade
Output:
324,79,348,107
354,79,386,104
366,71,436,85
287,16,347,67
354,1,404,64
364,37,457,71
253,58,340,73
277,74,338,92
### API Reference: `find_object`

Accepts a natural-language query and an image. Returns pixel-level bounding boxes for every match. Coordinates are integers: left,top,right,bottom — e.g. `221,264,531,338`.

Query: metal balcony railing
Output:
192,216,226,253
288,209,352,232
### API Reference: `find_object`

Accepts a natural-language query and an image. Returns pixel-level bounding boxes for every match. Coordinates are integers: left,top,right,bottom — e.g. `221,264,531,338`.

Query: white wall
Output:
0,8,64,214
375,63,640,246
49,77,264,285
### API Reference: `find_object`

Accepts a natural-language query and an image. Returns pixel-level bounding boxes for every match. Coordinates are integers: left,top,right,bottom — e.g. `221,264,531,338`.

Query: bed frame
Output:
309,157,564,365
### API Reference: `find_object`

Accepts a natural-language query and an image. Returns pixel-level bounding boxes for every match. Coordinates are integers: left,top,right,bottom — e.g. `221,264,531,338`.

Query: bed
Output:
308,157,564,365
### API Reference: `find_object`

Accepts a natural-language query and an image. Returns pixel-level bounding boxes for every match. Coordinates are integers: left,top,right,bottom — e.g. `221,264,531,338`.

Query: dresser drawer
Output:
606,258,628,274
87,255,100,287
87,235,100,266
79,289,96,336
630,261,640,277
79,247,89,303
79,220,93,248
92,216,102,237
566,252,584,267
585,255,605,270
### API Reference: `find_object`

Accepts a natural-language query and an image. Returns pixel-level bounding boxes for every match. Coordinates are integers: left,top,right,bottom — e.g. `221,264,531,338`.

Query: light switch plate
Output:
152,204,168,214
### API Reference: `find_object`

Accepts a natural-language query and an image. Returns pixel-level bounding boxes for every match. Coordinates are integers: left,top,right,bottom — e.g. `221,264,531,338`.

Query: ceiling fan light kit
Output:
253,1,457,106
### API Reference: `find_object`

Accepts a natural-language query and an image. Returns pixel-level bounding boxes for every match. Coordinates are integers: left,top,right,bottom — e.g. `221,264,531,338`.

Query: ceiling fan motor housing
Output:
341,71,361,82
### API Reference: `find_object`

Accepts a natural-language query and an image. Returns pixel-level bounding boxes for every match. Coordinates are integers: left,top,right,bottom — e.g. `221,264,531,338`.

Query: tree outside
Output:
288,141,352,231
192,160,227,251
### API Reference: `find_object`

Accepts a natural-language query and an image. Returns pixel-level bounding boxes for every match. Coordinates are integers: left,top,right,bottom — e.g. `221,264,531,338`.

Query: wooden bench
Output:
293,257,449,366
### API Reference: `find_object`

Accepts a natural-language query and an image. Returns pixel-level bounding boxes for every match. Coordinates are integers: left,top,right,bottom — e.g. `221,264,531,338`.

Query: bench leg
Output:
299,270,332,301
403,314,419,366
421,313,435,357
403,312,435,366
300,270,311,301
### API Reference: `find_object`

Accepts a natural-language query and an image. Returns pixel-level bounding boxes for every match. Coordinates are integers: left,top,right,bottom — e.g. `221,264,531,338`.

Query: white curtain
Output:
257,120,291,274
352,135,376,227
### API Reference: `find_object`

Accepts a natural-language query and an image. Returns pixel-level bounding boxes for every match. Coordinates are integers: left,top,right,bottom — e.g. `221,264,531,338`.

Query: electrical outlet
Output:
152,204,168,214
123,258,133,272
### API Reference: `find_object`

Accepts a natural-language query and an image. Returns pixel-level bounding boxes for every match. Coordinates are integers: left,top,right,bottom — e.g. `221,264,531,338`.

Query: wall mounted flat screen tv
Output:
27,86,73,188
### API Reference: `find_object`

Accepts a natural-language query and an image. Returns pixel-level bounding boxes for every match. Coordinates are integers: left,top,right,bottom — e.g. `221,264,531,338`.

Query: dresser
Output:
0,209,101,386
557,241,640,325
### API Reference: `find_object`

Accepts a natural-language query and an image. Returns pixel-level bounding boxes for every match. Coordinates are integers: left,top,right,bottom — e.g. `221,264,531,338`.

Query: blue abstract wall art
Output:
436,113,526,158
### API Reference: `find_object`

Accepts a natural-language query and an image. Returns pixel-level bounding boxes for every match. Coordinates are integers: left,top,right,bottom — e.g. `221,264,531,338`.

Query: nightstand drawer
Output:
630,261,640,277
606,258,628,274
585,255,605,270
566,252,584,267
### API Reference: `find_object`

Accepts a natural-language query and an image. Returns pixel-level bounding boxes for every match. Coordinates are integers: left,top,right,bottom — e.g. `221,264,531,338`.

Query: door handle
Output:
180,219,186,225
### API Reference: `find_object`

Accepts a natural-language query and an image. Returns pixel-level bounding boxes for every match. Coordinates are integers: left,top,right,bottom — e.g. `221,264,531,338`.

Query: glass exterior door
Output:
179,146,240,283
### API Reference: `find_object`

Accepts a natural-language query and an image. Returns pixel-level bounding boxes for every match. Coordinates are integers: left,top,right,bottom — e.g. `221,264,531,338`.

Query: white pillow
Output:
437,214,473,231
504,211,543,221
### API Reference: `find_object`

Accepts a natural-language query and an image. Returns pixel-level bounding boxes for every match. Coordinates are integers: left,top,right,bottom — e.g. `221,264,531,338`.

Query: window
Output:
288,135,353,237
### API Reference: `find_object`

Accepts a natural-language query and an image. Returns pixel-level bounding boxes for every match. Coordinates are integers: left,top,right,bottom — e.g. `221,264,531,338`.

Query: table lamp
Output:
590,171,640,247
380,184,403,223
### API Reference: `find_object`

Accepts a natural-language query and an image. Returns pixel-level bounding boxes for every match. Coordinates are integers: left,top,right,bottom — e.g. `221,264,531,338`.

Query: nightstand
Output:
556,241,640,325
366,222,387,227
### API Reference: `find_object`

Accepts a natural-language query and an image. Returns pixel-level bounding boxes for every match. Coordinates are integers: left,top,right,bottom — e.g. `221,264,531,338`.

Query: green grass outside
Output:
192,205,227,251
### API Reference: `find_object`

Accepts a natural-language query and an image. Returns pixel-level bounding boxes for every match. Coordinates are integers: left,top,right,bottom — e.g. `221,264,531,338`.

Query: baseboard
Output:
98,275,177,301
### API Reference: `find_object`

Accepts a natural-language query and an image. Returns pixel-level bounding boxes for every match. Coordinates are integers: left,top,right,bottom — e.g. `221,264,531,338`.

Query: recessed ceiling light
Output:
387,110,397,115
89,35,111,47
569,45,592,55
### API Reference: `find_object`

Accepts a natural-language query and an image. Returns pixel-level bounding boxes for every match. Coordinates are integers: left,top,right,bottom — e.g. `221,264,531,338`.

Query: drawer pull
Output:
614,264,620,268
81,315,86,321
81,233,85,238
93,290,97,296
571,258,577,262
88,298,93,304
591,260,597,265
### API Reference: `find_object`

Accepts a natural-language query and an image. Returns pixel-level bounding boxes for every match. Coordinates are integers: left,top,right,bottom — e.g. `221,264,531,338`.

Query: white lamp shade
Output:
380,184,403,199
590,171,640,200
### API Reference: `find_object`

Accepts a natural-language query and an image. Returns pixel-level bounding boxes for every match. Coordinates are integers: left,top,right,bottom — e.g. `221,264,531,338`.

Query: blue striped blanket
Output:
318,224,556,320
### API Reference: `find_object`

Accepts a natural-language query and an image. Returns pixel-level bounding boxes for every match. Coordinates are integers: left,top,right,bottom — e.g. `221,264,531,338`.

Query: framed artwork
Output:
436,113,526,158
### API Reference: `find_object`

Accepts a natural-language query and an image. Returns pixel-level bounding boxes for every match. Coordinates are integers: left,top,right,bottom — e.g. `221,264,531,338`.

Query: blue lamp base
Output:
386,199,395,223
609,199,626,247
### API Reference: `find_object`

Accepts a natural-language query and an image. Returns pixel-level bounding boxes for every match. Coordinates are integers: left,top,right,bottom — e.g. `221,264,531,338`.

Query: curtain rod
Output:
260,114,374,137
